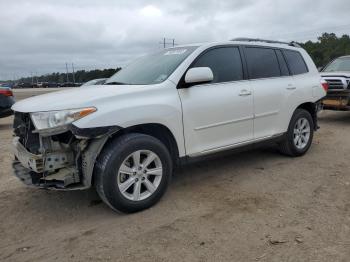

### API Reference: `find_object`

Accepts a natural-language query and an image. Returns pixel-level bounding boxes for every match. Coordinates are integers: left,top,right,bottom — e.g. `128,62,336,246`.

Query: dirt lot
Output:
0,92,349,261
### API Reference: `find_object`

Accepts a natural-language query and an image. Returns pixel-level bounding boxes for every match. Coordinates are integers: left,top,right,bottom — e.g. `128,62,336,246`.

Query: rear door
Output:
243,46,295,139
178,46,254,156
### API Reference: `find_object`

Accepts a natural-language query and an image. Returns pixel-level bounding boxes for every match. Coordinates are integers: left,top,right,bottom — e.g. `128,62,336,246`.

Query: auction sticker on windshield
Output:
164,49,187,55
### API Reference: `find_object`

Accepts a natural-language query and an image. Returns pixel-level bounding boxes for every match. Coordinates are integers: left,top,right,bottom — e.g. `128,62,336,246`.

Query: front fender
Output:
81,135,110,188
72,84,186,156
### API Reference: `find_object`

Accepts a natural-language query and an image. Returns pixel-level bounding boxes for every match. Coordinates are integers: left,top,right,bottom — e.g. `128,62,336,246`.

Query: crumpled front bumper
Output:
12,160,80,189
11,137,81,190
11,110,119,190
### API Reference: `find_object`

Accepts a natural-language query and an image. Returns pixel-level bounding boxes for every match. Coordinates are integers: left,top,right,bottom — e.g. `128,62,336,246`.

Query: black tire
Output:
94,133,173,213
279,109,314,157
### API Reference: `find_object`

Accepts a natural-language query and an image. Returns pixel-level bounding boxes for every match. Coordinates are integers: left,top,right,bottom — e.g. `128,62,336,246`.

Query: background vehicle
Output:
81,78,107,86
0,85,15,118
14,82,34,89
37,82,60,88
58,82,80,87
321,56,350,110
11,39,326,213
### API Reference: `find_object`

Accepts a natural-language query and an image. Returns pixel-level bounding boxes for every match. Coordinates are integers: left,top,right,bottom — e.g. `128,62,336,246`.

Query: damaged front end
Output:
12,112,119,190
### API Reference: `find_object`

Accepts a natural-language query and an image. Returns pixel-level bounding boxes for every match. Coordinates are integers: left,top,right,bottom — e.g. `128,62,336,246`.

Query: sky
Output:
0,0,350,80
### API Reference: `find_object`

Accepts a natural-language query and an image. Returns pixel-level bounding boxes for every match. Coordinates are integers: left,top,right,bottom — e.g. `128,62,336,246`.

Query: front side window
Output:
191,47,244,83
105,46,198,85
245,47,281,79
323,57,350,72
283,50,308,75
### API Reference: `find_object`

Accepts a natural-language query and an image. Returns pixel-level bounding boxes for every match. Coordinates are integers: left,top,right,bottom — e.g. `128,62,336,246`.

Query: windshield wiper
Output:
104,81,127,85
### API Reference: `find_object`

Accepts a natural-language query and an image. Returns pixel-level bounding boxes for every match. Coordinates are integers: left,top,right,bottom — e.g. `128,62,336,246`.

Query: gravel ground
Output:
0,101,349,261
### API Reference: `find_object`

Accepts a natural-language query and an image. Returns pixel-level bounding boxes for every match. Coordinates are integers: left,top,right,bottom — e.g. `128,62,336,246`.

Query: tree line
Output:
301,33,350,67
16,68,121,86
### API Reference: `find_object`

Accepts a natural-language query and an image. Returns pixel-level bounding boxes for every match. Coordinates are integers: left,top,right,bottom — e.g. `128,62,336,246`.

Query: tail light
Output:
321,79,329,92
0,89,13,97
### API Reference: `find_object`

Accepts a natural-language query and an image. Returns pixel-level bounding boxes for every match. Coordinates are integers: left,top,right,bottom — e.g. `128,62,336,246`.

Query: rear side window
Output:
275,50,290,76
283,50,308,75
191,47,243,83
245,47,281,79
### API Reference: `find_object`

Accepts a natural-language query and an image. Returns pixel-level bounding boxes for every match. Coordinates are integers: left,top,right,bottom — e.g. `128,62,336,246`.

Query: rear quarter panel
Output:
300,49,326,101
277,49,325,133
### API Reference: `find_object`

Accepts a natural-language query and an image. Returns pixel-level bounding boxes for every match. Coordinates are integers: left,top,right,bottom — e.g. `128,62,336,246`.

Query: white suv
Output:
12,39,326,213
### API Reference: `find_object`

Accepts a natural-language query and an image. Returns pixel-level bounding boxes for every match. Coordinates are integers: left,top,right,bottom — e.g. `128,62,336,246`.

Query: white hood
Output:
12,84,156,113
321,71,350,77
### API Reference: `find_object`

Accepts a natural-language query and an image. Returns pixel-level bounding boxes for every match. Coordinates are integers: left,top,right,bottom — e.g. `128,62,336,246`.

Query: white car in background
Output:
11,38,326,213
81,78,108,86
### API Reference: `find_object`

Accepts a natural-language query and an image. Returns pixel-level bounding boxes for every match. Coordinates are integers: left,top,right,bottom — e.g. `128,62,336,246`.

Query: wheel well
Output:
110,123,180,165
296,102,317,128
89,123,180,187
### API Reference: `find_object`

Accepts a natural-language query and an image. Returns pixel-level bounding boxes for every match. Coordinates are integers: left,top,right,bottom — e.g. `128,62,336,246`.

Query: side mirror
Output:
184,67,213,84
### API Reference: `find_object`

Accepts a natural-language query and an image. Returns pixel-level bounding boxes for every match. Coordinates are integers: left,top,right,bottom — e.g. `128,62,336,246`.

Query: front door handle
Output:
239,89,252,96
286,85,296,90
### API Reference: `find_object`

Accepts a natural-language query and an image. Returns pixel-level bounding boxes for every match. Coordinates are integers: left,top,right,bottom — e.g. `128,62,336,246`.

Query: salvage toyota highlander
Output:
11,39,326,213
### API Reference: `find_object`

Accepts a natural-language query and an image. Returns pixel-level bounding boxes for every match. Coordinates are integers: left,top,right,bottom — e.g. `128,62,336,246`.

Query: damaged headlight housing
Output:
30,107,96,132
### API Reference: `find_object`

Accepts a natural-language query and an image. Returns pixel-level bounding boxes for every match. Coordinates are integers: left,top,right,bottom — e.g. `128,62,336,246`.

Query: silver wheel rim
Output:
293,117,311,149
117,150,163,201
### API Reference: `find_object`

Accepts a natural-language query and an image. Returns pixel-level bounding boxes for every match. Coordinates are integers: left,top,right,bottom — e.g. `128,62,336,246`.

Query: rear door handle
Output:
286,85,296,90
239,89,252,96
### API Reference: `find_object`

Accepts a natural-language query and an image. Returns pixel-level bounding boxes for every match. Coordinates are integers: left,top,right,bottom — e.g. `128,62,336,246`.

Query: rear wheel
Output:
279,109,314,157
95,133,172,213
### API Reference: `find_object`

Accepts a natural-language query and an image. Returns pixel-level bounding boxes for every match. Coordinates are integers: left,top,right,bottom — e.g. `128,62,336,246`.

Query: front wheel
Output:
279,109,314,157
94,133,173,213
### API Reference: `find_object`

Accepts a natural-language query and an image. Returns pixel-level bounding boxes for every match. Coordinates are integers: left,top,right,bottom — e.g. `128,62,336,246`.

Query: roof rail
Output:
231,37,301,48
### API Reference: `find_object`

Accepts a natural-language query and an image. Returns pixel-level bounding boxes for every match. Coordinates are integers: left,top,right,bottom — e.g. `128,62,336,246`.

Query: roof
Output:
231,37,301,48
171,38,302,51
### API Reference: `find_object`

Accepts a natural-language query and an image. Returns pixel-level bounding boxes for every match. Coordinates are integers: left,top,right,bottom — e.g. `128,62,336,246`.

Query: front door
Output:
178,46,254,156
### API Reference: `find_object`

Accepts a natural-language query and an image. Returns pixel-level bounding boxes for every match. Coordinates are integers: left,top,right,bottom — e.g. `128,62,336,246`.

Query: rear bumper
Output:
0,108,13,118
0,95,15,117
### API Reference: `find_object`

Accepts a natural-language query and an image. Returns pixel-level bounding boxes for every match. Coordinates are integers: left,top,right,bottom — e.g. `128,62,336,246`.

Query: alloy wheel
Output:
117,150,163,201
293,117,311,149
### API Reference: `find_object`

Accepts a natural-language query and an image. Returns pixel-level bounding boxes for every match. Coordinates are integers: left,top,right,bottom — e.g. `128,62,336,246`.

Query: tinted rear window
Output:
275,50,290,76
245,47,281,79
191,47,243,83
283,50,308,75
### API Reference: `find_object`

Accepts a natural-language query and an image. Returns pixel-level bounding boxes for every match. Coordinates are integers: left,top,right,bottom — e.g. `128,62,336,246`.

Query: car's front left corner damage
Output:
12,112,120,190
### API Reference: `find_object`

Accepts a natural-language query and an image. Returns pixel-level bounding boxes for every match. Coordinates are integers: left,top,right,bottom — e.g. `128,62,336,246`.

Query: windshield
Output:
323,57,350,72
105,46,198,85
